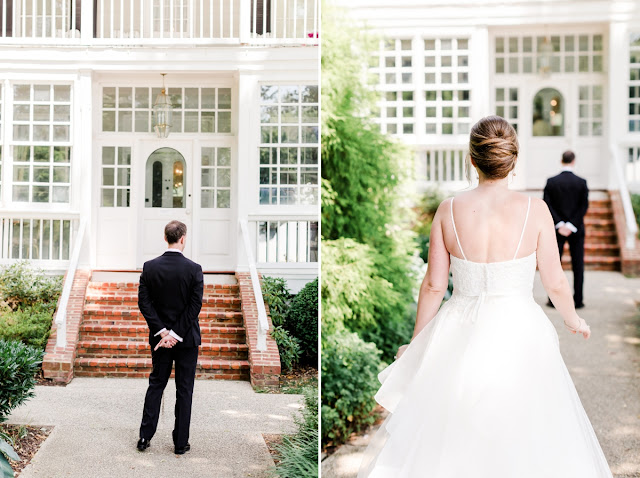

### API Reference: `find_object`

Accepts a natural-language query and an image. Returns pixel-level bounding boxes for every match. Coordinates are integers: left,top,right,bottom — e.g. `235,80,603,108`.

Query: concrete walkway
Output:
321,270,640,478
8,378,303,478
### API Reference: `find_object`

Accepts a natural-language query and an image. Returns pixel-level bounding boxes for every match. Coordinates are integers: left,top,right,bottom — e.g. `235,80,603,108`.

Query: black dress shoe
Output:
575,303,585,309
546,300,555,308
137,438,151,451
174,443,191,455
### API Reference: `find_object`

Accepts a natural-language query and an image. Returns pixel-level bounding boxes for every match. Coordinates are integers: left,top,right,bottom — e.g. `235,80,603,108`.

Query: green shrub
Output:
0,303,55,350
270,326,301,371
413,187,446,262
0,340,43,423
262,276,292,327
321,329,382,447
285,278,318,365
0,262,62,310
272,386,318,478
632,194,640,238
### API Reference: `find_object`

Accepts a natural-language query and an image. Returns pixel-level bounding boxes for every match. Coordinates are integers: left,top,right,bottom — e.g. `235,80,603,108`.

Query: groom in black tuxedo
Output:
543,151,589,309
137,220,204,454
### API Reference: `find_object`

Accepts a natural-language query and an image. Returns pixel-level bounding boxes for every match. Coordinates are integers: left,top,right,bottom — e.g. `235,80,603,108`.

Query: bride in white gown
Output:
357,116,613,478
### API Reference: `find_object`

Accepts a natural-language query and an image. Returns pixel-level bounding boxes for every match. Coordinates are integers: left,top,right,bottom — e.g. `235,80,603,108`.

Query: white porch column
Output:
236,69,259,271
81,0,94,43
608,21,628,190
77,70,93,267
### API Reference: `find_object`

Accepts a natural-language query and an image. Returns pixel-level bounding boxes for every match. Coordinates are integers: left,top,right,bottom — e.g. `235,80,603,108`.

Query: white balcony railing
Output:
0,0,319,44
0,213,79,264
611,143,638,249
247,216,318,264
418,146,470,190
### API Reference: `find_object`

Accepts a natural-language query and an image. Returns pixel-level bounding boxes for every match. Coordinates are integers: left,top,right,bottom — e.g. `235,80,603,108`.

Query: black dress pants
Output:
555,228,585,306
139,345,199,448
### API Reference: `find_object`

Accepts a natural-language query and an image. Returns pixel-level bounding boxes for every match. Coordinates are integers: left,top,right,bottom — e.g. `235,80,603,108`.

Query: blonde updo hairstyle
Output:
466,115,519,181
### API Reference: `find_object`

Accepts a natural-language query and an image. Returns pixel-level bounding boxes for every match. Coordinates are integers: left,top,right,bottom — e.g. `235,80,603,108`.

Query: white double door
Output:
136,138,236,270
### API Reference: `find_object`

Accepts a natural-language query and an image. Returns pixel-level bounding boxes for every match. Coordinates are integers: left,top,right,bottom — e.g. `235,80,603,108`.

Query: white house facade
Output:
0,0,319,291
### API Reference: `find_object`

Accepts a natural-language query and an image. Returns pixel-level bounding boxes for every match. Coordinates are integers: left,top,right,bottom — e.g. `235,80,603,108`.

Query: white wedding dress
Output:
358,196,613,478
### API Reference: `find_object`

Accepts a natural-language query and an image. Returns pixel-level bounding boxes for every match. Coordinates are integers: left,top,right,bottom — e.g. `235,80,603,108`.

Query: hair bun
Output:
468,116,519,180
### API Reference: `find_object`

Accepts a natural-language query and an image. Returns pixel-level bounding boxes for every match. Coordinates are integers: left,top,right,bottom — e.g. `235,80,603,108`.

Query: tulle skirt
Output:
357,294,613,478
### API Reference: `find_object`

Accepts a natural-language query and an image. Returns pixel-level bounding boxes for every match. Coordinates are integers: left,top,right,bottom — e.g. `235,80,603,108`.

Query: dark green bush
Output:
632,194,640,238
0,303,55,350
270,326,301,371
272,386,319,478
285,278,318,365
321,329,382,447
0,262,62,311
0,340,43,423
262,276,292,327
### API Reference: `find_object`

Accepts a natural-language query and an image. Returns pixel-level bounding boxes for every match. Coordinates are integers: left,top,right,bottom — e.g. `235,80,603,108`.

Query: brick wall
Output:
610,190,640,276
236,272,281,389
42,270,91,383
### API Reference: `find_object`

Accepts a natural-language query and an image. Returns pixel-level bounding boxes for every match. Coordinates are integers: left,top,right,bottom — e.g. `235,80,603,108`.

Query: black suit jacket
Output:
138,251,204,349
543,170,589,232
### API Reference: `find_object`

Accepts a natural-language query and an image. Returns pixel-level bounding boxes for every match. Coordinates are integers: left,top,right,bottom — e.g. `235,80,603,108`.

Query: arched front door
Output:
139,144,192,265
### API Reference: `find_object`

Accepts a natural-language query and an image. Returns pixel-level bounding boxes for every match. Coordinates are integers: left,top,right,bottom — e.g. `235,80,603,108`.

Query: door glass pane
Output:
532,88,564,136
145,148,186,208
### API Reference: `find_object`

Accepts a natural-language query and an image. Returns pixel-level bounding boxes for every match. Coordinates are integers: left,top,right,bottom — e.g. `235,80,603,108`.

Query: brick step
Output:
561,243,620,256
79,323,246,344
76,340,249,359
73,356,250,380
588,200,611,207
584,207,614,219
83,296,242,310
561,255,620,271
83,307,243,324
584,218,615,232
583,230,618,245
87,283,239,293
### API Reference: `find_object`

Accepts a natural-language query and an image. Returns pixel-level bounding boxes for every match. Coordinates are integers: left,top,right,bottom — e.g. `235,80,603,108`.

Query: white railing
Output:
611,143,638,250
419,146,470,188
53,217,86,348
0,214,78,263
0,0,319,44
249,217,318,264
239,219,269,352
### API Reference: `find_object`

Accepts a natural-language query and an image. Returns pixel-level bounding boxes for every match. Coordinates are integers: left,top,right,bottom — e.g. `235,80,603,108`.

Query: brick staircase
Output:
73,279,250,380
560,196,621,271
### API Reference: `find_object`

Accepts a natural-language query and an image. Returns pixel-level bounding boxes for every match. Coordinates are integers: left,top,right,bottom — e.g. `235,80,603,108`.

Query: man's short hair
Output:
562,150,575,164
165,220,187,244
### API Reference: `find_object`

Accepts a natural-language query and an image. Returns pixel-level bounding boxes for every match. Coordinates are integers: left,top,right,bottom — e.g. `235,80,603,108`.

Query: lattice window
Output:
495,34,604,74
12,84,72,204
153,0,189,35
578,85,603,136
102,86,232,134
371,38,415,135
630,34,640,132
495,87,519,132
259,84,319,205
100,146,131,207
201,147,231,208
424,38,471,135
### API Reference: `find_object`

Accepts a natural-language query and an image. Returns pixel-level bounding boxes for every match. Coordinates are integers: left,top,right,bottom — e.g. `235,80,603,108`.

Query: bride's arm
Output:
536,198,589,338
411,200,452,341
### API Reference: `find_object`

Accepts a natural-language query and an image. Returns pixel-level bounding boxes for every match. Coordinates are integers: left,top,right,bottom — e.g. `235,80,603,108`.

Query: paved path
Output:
8,378,302,478
321,270,640,478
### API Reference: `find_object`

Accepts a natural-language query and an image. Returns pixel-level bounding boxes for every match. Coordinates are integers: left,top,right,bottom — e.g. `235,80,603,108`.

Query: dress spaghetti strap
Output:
450,196,467,260
513,196,532,260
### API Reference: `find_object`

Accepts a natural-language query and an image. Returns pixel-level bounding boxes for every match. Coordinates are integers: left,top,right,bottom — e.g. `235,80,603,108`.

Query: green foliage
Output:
632,194,640,238
0,437,19,478
262,276,292,327
321,329,382,447
285,279,318,364
270,326,301,371
413,187,447,262
0,304,55,350
271,386,319,477
0,340,43,424
0,262,62,311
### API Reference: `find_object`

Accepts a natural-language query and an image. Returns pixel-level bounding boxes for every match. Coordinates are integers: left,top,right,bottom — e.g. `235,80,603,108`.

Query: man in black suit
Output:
137,220,203,454
543,151,589,309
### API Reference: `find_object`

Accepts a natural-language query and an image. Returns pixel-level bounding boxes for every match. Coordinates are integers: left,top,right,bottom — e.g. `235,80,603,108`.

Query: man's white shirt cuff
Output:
565,222,578,233
154,328,167,337
555,221,565,229
169,330,183,342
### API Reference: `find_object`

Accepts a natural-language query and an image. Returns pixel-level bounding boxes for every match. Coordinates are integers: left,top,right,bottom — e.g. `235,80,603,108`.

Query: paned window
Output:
100,146,131,207
578,85,603,136
495,88,519,132
259,84,319,205
102,86,232,134
201,147,231,208
12,84,72,203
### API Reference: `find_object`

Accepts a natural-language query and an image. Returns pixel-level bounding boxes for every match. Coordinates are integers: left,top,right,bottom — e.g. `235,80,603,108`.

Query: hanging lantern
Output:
538,36,553,76
153,73,173,138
